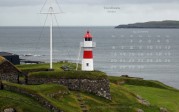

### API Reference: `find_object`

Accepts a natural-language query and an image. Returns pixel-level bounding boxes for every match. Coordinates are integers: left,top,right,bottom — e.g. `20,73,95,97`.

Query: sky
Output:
0,0,179,26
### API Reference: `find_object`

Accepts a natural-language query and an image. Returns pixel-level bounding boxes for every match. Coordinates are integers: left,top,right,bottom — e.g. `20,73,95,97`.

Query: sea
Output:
0,26,179,89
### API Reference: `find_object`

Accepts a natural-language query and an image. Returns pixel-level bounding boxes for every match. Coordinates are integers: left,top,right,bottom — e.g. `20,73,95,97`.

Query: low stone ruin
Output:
27,77,111,100
0,56,21,83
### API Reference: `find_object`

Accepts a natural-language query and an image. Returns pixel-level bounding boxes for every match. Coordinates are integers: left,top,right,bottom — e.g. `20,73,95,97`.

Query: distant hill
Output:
115,20,179,28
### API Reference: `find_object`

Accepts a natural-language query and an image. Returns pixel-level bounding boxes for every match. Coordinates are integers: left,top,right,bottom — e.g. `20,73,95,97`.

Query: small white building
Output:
81,31,95,71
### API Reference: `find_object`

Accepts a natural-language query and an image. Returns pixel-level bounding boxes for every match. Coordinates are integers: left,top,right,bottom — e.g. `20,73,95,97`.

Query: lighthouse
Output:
81,31,96,71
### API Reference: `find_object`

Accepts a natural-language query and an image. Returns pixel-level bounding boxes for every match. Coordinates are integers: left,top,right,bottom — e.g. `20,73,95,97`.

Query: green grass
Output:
79,83,159,112
1,80,169,112
108,76,175,90
2,81,81,112
39,93,81,112
28,71,107,80
125,85,179,112
2,78,179,112
16,62,106,80
2,66,179,112
109,76,179,112
3,81,68,94
16,62,79,73
0,90,50,112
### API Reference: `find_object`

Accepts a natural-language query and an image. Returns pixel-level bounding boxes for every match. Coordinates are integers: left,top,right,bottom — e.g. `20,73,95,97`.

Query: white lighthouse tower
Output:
81,31,95,71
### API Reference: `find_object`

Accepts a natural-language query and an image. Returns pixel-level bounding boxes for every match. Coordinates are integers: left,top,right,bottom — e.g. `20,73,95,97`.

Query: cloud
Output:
1,0,179,7
109,0,179,4
0,0,179,26
0,0,42,7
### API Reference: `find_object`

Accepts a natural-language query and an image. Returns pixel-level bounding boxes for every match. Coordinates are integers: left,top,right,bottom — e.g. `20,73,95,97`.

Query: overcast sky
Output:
0,0,179,26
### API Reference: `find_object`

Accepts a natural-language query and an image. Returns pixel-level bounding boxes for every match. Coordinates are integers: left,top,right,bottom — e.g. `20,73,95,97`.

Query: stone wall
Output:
0,61,20,83
2,83,62,112
0,80,2,90
27,77,111,100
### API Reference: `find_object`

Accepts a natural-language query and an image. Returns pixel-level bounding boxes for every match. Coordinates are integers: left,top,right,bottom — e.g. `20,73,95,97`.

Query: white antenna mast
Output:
40,0,59,69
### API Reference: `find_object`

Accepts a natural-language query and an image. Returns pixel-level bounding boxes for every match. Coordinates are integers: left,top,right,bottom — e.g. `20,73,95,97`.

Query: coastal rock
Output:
136,109,144,112
4,108,16,112
136,95,150,106
48,90,69,98
160,107,169,112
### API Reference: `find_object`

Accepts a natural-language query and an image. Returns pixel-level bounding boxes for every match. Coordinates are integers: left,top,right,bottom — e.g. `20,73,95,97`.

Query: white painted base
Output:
82,59,94,71
83,41,93,47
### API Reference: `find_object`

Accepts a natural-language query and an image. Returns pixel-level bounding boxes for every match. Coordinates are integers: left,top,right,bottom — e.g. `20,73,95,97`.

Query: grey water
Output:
0,26,179,89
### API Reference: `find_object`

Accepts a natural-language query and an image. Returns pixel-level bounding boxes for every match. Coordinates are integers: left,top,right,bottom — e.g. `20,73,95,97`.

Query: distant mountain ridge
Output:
115,20,179,28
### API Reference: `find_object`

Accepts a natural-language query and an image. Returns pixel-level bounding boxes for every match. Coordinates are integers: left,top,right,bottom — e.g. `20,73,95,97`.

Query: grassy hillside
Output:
2,81,81,112
109,76,179,112
0,63,178,112
115,20,179,28
0,90,50,112
2,77,179,112
1,82,160,112
108,76,176,90
125,85,179,112
16,61,79,73
81,83,160,112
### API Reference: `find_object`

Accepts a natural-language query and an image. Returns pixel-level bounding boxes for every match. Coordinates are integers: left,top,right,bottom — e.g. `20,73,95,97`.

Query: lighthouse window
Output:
86,63,89,66
85,38,92,41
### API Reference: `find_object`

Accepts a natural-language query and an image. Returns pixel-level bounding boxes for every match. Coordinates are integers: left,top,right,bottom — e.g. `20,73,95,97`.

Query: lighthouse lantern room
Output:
81,31,96,71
